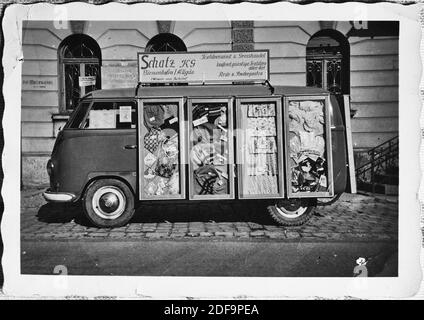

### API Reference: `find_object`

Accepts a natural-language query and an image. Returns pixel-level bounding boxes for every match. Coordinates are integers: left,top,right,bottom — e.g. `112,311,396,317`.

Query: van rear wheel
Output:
267,199,315,226
83,179,135,228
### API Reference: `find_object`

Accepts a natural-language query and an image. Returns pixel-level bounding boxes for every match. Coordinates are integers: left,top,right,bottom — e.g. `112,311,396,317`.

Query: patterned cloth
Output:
144,127,162,154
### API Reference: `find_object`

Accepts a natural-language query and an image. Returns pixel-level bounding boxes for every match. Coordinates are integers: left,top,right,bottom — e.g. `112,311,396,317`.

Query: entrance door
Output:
138,98,186,200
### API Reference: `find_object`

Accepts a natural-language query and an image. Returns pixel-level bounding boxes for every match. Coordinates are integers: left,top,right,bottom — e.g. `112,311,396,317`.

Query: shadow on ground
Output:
36,200,301,227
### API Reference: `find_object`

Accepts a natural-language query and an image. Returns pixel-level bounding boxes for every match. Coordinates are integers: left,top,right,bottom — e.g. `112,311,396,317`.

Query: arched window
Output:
145,33,187,52
59,34,101,111
145,33,187,86
306,30,350,95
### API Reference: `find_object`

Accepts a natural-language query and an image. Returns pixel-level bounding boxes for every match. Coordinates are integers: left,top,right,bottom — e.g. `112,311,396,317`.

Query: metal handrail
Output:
356,145,398,173
367,135,398,156
356,152,398,176
355,135,399,193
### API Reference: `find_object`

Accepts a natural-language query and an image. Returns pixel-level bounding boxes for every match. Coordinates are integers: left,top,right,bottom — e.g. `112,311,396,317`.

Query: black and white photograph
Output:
0,2,422,298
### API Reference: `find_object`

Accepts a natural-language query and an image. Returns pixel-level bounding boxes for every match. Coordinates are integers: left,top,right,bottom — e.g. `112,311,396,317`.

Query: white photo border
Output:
1,1,422,298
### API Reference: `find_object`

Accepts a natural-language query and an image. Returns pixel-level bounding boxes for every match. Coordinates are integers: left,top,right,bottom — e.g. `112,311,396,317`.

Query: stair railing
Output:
355,135,399,193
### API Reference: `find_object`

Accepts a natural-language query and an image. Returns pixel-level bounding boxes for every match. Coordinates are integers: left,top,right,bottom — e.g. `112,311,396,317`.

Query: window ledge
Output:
52,113,71,121
52,113,70,137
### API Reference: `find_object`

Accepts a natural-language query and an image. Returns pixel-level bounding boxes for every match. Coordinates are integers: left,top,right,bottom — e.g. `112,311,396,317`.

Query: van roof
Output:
85,84,329,100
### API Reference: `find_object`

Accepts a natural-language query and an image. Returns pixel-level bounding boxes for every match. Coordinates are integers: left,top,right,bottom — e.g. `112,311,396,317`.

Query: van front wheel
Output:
267,199,316,226
83,179,135,228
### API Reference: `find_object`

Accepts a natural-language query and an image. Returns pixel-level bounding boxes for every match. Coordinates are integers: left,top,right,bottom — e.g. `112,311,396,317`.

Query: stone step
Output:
357,181,398,195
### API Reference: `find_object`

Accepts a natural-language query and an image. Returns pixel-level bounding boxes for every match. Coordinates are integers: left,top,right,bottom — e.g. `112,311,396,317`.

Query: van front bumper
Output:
43,189,76,202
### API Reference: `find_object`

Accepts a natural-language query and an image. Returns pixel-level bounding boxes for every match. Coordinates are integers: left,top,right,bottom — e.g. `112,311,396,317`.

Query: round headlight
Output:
46,159,54,176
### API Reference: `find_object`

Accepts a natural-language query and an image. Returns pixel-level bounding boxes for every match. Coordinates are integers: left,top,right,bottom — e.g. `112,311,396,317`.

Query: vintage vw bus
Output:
43,83,348,228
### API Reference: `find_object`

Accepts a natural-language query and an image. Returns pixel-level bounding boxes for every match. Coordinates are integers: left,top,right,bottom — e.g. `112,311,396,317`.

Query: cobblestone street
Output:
21,188,398,242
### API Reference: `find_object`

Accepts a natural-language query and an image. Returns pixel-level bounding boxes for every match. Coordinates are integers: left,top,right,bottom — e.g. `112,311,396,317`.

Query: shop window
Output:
284,96,334,197
306,30,350,95
79,100,136,129
145,33,187,52
59,34,102,112
236,98,284,199
188,99,234,199
141,100,184,198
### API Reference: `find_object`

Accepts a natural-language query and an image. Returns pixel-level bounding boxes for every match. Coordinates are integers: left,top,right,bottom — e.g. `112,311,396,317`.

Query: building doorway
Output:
306,30,350,96
58,34,102,112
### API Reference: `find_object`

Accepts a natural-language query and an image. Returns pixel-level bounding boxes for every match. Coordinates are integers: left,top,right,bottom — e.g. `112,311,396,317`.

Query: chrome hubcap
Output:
275,201,308,219
92,186,125,220
99,193,120,213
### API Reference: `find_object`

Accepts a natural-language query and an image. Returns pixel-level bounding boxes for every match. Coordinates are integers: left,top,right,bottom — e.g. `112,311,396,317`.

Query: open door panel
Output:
283,95,334,198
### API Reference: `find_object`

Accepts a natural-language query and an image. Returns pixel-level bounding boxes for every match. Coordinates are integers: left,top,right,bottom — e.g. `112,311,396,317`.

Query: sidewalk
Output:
20,188,398,242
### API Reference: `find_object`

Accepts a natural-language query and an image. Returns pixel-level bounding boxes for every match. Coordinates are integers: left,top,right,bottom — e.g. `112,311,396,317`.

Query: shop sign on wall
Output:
138,51,269,84
22,76,57,91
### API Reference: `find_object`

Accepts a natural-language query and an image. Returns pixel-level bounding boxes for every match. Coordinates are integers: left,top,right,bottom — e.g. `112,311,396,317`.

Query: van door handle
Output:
124,144,137,150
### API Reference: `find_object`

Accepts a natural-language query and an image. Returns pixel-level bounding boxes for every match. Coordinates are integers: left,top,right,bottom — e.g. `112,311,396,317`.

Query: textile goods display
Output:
143,103,180,196
191,102,229,196
193,165,227,195
288,99,329,193
144,127,163,154
162,104,179,119
143,104,165,129
243,102,279,195
244,175,279,196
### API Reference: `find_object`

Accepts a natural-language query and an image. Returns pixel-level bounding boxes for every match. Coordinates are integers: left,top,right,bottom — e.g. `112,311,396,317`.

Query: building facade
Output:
21,20,399,186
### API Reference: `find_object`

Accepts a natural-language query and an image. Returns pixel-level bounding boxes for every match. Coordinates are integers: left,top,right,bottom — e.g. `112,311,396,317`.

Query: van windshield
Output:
66,101,91,128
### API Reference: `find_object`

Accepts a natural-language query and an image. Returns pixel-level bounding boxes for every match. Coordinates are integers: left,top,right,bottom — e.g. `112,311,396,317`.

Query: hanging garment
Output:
193,125,212,143
160,116,179,133
144,104,165,129
168,172,180,195
214,108,227,127
191,142,215,167
192,105,209,120
162,104,178,120
193,165,227,195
